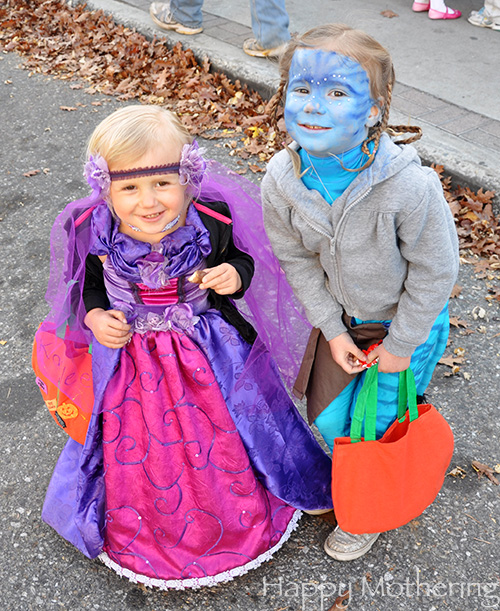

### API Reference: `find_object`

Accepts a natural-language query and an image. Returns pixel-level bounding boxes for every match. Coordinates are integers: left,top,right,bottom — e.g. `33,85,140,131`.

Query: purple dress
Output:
42,203,332,590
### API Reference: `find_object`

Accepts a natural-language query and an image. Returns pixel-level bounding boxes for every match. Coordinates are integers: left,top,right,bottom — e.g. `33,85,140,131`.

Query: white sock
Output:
430,0,448,11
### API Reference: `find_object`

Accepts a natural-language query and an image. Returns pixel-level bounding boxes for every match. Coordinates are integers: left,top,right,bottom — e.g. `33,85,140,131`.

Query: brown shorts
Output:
293,313,388,424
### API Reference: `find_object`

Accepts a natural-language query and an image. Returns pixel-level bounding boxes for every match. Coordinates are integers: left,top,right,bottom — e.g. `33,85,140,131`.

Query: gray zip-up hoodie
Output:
262,134,459,357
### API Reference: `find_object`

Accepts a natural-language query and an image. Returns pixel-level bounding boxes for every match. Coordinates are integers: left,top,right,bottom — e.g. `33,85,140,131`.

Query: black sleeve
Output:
221,228,255,300
83,254,110,312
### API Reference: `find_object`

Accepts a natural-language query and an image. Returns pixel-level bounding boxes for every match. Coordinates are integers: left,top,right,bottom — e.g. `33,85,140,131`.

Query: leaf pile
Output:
434,165,500,270
1,0,499,256
0,0,278,164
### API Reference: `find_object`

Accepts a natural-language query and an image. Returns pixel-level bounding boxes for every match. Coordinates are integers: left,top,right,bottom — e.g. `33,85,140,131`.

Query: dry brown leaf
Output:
248,164,264,173
60,105,77,111
327,590,350,610
471,461,500,485
23,169,40,177
450,284,462,298
447,466,467,478
381,9,399,17
438,354,465,368
449,316,468,328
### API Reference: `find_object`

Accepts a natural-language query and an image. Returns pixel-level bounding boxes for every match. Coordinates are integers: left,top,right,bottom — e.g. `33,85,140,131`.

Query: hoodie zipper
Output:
285,186,372,307
333,187,372,306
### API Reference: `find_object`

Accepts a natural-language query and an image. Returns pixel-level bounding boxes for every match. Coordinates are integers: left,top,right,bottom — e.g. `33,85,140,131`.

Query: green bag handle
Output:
350,365,420,443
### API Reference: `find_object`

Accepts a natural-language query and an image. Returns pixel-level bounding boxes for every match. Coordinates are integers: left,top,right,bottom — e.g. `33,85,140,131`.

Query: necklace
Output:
305,152,336,203
127,213,182,233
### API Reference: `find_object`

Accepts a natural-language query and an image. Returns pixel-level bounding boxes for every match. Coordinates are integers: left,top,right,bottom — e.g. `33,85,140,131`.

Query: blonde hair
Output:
269,24,421,174
87,105,192,168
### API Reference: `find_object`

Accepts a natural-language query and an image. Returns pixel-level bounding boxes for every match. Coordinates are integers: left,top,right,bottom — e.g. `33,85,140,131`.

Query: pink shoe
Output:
428,6,462,18
412,1,430,11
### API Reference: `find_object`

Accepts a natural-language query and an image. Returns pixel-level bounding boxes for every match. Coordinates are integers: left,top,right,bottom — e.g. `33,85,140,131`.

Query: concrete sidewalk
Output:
81,0,500,202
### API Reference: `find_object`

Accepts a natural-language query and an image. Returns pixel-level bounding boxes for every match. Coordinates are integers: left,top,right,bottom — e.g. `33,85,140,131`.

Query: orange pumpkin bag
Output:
332,365,454,534
32,323,93,445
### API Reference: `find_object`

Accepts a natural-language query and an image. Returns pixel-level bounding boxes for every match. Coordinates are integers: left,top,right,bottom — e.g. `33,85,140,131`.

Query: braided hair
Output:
269,24,422,174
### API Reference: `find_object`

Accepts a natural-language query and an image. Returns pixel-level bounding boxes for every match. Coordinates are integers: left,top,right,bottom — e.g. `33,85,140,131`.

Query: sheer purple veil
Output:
39,159,312,389
197,160,312,388
42,186,105,345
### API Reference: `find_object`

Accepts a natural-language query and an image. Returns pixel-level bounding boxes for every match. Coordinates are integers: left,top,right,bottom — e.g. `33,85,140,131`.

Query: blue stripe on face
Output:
285,49,377,157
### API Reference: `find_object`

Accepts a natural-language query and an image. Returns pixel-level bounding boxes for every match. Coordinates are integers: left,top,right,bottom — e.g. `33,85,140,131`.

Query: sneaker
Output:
324,526,380,561
468,7,500,30
149,2,203,35
243,37,284,58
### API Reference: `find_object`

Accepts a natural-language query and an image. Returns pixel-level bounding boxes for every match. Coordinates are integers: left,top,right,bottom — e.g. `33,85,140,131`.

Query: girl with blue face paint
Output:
262,24,459,562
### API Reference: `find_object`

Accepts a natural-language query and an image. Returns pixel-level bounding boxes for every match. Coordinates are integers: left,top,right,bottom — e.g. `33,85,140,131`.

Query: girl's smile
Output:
284,48,380,157
108,143,188,243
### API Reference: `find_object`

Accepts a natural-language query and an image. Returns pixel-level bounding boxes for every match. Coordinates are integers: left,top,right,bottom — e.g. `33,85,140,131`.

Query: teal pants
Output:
314,305,450,451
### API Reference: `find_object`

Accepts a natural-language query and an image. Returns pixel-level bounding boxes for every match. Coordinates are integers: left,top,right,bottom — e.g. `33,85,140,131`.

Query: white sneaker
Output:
150,2,203,35
324,526,380,561
468,7,500,30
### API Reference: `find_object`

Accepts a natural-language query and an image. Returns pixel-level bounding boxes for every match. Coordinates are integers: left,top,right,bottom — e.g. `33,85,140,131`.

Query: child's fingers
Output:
199,267,225,289
107,310,131,331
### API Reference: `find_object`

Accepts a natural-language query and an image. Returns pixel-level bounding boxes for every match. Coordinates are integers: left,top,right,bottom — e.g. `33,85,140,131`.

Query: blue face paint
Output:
284,49,378,157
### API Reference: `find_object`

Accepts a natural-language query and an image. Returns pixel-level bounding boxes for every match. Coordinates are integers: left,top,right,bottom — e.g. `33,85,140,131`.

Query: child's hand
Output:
328,332,368,374
199,263,242,295
84,308,132,349
366,343,411,373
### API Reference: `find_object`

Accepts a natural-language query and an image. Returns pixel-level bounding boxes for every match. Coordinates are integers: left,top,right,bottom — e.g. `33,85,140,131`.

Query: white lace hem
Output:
98,509,302,590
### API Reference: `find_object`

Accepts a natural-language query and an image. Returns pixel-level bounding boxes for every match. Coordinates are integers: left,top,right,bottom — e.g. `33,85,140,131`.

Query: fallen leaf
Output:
450,284,462,298
60,105,77,111
327,590,350,610
471,461,499,485
449,316,468,328
248,164,264,173
447,466,466,478
0,340,7,346
381,9,398,17
23,169,40,177
438,354,464,368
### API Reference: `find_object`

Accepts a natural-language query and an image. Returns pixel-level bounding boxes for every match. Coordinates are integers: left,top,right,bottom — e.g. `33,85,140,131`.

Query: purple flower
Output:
133,317,148,334
167,304,198,333
137,252,169,289
84,154,111,198
146,311,167,331
179,141,207,190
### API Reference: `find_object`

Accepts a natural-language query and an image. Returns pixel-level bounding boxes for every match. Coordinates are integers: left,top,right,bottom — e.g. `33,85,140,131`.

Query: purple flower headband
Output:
83,141,207,198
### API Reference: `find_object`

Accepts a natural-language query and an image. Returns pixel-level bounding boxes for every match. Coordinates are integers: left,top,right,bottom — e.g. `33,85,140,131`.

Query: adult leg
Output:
244,0,290,56
150,0,204,34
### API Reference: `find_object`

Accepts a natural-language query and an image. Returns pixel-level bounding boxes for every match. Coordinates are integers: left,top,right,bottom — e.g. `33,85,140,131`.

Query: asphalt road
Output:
0,50,499,611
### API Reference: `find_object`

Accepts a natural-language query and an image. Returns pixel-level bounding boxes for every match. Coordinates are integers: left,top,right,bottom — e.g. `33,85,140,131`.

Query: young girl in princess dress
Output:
38,105,332,589
262,24,459,561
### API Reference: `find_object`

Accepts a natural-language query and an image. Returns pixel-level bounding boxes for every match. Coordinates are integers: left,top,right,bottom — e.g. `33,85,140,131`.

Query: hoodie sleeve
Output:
262,172,347,341
384,168,459,356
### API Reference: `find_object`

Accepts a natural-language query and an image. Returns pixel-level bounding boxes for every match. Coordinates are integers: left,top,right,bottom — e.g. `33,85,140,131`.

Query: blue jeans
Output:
169,0,290,47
